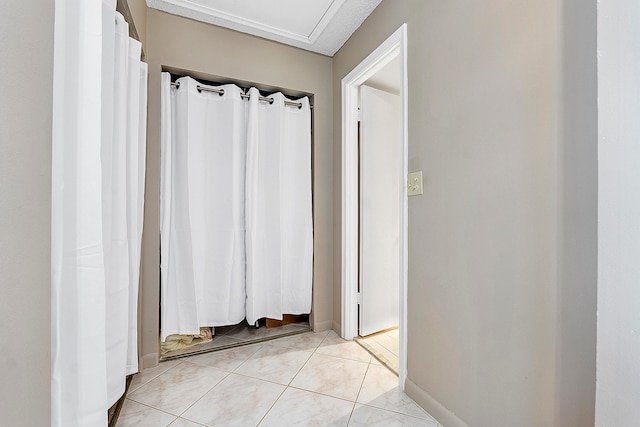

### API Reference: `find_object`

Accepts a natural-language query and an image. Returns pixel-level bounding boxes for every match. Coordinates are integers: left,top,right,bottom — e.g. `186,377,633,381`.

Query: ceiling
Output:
146,0,383,56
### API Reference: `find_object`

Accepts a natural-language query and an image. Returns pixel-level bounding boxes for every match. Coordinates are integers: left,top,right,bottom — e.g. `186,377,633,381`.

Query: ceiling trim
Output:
148,0,345,44
307,0,348,43
146,0,383,56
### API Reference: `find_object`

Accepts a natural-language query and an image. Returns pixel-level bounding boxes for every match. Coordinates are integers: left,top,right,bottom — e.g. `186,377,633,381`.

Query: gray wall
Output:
139,9,334,368
0,1,53,425
334,1,596,426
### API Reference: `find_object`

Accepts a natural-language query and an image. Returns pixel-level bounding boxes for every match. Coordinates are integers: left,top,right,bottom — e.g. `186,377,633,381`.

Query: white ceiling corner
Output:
146,0,383,56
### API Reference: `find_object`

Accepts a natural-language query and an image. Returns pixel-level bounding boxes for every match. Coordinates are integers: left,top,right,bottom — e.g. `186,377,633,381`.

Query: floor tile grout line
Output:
122,397,183,420
350,360,439,422
345,400,357,427
231,342,314,384
254,384,289,427
317,330,335,347
355,362,437,422
288,333,372,404
266,329,331,353
354,361,372,405
257,385,359,427
285,384,360,404
312,348,372,365
166,370,291,426
130,362,233,419
354,338,398,375
186,342,265,369
128,360,187,394
168,417,208,427
281,332,368,404
175,370,233,420
192,335,372,395
266,340,325,353
230,343,267,374
357,401,438,422
284,346,315,386
227,370,301,388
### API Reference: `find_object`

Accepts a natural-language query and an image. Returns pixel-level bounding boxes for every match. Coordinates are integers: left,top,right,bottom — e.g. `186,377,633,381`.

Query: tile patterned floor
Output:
355,328,399,374
120,330,441,426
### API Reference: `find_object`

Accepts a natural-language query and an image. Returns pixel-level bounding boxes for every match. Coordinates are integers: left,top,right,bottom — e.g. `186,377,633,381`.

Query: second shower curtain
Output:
161,74,313,340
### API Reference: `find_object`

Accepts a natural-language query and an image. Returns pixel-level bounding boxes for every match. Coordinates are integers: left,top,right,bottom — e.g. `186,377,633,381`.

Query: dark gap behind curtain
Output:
167,72,315,108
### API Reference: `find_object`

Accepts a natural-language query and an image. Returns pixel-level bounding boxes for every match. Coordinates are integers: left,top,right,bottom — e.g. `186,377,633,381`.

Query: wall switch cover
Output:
407,171,424,196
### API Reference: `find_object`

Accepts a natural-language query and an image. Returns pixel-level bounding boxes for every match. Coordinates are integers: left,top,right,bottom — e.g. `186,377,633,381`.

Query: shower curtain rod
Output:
170,81,311,109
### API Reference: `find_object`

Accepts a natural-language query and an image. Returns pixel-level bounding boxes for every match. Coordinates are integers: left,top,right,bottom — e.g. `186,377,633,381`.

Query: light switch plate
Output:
407,171,424,196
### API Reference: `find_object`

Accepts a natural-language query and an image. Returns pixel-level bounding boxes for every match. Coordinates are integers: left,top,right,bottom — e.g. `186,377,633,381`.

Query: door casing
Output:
341,24,408,388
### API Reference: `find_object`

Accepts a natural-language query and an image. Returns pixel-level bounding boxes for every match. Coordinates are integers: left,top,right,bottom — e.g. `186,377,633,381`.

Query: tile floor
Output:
355,328,399,374
120,330,441,426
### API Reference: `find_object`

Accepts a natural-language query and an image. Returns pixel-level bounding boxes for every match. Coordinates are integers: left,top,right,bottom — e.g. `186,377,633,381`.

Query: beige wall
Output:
124,0,148,48
0,1,598,425
0,1,53,425
139,9,334,367
334,1,596,426
405,1,558,425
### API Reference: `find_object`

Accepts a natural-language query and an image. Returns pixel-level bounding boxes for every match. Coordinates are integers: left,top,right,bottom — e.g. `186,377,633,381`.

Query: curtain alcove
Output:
160,74,313,346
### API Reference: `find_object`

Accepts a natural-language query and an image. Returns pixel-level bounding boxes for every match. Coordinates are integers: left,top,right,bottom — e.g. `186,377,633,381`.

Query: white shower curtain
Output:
245,88,313,324
160,78,313,334
51,0,147,425
161,74,247,340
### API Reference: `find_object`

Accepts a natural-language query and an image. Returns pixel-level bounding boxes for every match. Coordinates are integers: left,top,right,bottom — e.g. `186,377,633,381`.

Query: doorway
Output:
356,74,402,372
341,24,408,388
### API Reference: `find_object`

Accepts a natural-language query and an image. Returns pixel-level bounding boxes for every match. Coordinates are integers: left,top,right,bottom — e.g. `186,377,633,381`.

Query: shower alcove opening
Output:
159,70,315,361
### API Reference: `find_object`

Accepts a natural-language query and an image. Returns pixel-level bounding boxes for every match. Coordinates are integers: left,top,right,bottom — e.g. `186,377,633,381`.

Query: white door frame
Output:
341,23,408,388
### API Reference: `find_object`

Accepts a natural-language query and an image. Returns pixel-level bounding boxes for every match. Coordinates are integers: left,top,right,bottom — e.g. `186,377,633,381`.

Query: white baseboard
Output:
404,378,469,427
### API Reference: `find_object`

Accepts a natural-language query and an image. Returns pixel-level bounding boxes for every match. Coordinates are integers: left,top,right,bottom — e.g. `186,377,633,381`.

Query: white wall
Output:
596,1,640,425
